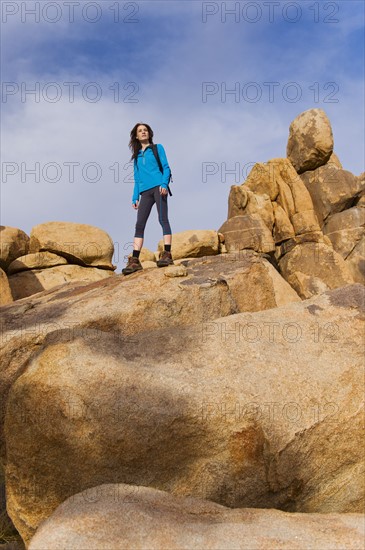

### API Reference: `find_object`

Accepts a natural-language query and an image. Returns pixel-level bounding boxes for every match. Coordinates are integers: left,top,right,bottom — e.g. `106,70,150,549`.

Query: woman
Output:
122,122,174,275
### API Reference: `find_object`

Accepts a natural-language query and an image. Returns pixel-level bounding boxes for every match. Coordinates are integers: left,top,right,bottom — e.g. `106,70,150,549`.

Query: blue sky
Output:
1,0,364,272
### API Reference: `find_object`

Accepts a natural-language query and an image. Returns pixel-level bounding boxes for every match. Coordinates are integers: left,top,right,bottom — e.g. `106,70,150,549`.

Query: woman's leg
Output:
154,187,172,242
154,187,173,266
134,188,156,246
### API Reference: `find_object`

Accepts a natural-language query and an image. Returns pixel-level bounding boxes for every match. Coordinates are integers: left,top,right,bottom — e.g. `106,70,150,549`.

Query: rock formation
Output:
0,222,117,301
0,108,364,549
218,109,364,296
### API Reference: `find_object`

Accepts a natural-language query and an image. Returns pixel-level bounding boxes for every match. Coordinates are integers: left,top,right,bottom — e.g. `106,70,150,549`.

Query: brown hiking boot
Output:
122,255,143,275
157,250,174,267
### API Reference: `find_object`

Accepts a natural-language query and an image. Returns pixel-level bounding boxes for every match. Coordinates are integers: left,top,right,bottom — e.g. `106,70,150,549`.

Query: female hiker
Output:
122,122,174,275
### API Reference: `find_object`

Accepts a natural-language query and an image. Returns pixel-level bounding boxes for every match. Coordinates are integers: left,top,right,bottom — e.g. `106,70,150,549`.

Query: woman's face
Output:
136,125,149,142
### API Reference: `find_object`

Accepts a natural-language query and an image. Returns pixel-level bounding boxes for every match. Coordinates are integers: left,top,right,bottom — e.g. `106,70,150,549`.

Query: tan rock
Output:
328,151,343,169
29,222,116,270
300,165,364,226
29,484,365,550
287,108,333,173
0,226,30,271
4,285,364,543
276,231,327,259
157,230,219,259
164,265,188,277
270,158,314,213
0,268,13,306
227,185,249,217
218,215,275,253
244,162,279,201
279,242,354,298
290,210,321,235
8,264,115,300
273,202,295,243
323,207,365,259
0,252,300,510
345,236,365,284
7,252,68,275
354,173,365,207
228,187,274,230
140,261,157,270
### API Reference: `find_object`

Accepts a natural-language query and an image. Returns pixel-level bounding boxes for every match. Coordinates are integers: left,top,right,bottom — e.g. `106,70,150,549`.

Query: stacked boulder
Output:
1,222,116,301
219,109,364,298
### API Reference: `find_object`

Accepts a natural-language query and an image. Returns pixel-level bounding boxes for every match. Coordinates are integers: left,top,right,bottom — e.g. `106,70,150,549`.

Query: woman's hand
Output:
132,201,139,209
159,186,168,196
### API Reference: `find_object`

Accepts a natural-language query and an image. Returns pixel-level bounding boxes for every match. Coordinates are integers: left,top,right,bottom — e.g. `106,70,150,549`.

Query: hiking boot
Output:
122,255,143,275
157,250,174,267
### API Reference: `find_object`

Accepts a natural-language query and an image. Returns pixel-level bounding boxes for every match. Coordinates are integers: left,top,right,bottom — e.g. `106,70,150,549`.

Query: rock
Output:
276,231,328,259
300,165,364,227
4,285,364,543
353,173,365,207
323,207,365,259
7,252,68,275
0,268,13,306
227,185,249,216
29,222,116,270
140,261,157,270
0,227,29,271
345,236,365,284
28,484,365,550
218,215,275,253
279,242,354,298
244,162,279,201
164,265,188,277
287,108,333,173
243,158,320,237
0,253,301,463
8,264,115,300
157,230,219,260
328,151,343,169
228,187,274,230
273,202,295,243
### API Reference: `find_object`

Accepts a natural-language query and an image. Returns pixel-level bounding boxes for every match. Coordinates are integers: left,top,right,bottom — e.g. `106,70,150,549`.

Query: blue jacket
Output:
132,143,171,204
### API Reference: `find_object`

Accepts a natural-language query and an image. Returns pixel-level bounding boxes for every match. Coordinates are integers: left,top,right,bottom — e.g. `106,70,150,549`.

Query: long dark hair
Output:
129,122,154,161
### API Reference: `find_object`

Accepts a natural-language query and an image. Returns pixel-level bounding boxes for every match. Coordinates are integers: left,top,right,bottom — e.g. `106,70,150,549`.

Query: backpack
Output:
135,144,173,196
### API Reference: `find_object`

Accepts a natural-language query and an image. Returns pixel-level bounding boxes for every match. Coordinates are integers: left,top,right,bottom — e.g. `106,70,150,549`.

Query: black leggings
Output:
134,185,172,238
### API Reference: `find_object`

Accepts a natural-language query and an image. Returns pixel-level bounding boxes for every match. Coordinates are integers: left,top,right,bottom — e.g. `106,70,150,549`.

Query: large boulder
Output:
4,285,364,543
28,484,365,550
287,109,333,173
323,207,365,260
218,215,275,253
8,264,115,300
279,242,354,298
29,222,116,270
157,230,219,259
0,252,301,465
0,226,29,271
0,268,13,306
300,165,364,227
7,252,68,275
345,236,365,284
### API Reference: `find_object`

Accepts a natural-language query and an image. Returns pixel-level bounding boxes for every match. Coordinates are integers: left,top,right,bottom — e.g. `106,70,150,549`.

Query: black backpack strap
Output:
151,144,163,173
152,144,173,196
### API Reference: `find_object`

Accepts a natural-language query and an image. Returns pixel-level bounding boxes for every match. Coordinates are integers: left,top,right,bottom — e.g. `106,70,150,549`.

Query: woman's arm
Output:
132,159,140,204
157,144,171,188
